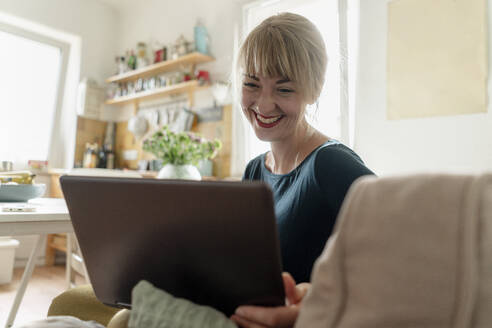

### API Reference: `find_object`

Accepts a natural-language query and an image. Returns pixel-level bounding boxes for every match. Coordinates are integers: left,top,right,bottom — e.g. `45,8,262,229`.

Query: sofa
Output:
46,173,492,327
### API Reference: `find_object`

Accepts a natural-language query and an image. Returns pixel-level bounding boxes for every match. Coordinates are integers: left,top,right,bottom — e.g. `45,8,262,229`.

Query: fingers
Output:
232,305,299,328
230,272,304,328
282,272,297,306
295,283,310,301
283,272,309,306
230,314,267,328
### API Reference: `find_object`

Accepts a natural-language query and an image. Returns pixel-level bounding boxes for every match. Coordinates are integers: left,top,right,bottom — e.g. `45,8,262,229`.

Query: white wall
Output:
0,0,119,265
354,0,492,175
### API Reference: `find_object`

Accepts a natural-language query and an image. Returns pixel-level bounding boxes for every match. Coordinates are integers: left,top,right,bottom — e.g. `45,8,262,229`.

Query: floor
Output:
0,265,83,327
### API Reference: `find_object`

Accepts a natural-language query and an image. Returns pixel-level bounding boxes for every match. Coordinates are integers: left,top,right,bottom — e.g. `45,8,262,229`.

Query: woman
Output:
232,12,373,328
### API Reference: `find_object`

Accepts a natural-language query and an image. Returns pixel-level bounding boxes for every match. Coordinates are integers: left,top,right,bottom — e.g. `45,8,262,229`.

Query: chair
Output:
296,173,492,327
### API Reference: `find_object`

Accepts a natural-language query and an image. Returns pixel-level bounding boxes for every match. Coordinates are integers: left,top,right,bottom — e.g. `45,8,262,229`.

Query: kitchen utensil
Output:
128,115,149,139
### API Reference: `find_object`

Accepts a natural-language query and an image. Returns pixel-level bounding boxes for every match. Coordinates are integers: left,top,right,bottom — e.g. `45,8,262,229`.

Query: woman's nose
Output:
257,91,276,114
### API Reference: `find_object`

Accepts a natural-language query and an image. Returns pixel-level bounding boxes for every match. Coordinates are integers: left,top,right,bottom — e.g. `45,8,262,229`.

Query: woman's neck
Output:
265,123,329,175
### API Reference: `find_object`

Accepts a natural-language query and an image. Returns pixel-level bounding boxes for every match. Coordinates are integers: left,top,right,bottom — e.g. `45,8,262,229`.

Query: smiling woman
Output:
234,12,374,328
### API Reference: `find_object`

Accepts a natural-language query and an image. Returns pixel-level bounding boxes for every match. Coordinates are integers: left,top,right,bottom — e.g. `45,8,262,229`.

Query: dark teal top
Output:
242,140,374,282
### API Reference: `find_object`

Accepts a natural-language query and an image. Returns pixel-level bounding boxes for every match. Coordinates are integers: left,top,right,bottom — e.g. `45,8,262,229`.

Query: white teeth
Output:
256,113,282,124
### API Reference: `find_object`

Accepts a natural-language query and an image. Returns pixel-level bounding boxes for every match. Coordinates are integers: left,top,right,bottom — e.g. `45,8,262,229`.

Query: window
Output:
0,22,69,169
241,0,356,160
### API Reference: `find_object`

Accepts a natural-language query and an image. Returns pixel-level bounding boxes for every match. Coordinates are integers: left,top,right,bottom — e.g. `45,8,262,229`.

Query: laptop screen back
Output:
60,176,285,315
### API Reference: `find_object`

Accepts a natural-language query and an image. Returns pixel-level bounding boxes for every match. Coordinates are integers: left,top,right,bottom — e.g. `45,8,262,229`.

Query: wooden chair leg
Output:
45,234,56,266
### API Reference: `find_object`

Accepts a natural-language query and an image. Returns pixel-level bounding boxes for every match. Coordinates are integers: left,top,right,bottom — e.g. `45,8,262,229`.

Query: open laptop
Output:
60,175,285,315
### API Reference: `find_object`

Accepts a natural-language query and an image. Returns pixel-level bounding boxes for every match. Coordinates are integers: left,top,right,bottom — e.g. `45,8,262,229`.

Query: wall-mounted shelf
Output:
105,80,209,105
105,52,218,173
106,52,214,84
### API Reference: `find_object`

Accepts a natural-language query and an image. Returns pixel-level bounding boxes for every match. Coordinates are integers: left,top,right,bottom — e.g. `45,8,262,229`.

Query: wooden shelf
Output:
106,52,214,84
105,80,209,105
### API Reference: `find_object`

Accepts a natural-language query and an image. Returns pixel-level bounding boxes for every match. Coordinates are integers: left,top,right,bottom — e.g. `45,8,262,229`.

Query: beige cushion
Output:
296,173,492,327
107,310,130,328
48,285,119,326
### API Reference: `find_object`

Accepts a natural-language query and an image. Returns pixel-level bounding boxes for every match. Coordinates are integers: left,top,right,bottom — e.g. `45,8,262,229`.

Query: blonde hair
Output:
238,12,328,104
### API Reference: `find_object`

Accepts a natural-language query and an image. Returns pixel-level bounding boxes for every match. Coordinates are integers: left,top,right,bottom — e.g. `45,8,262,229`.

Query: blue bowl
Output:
0,184,46,202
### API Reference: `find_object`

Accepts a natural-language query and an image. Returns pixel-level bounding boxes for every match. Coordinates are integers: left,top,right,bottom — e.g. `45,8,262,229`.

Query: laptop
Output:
60,175,285,315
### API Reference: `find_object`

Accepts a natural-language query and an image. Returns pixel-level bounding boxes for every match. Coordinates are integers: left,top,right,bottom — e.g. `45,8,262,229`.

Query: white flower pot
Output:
157,164,202,181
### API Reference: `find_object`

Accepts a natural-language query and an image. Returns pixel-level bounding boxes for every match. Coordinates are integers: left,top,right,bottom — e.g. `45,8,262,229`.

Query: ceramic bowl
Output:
0,184,46,202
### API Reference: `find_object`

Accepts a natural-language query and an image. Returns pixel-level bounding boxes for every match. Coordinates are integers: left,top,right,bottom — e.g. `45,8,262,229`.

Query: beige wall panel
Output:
387,0,488,119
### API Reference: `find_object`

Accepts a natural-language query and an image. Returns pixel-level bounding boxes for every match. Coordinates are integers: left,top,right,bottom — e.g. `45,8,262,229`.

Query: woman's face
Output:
241,74,306,142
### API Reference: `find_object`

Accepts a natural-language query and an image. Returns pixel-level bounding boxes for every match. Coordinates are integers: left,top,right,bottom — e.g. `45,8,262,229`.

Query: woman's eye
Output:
278,88,294,94
243,82,259,88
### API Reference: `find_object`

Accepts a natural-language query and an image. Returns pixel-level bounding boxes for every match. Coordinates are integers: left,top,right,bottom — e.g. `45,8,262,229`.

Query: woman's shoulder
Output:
242,153,266,181
312,141,374,193
313,141,365,167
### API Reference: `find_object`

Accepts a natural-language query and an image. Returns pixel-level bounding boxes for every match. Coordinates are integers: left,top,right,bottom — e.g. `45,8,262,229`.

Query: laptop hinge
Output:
116,301,131,309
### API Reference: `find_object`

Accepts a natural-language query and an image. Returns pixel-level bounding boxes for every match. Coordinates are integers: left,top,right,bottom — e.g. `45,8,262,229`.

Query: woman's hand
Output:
230,272,311,328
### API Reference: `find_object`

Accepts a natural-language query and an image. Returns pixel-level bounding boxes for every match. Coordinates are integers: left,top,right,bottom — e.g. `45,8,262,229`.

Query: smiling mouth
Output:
253,111,284,128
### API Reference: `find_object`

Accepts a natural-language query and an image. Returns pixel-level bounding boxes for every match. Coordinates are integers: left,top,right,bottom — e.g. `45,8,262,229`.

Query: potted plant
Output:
142,126,221,180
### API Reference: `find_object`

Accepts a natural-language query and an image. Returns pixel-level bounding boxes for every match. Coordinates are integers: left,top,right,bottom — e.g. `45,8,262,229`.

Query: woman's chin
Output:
253,129,281,142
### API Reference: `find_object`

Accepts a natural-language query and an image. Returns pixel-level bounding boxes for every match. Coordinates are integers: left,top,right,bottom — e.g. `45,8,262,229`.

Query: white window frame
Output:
0,20,71,169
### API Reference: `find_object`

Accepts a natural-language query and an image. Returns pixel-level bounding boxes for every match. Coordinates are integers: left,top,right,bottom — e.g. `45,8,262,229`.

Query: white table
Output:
0,198,72,328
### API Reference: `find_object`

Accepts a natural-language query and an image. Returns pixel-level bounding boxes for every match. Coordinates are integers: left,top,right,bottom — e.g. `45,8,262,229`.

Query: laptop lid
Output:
60,176,285,315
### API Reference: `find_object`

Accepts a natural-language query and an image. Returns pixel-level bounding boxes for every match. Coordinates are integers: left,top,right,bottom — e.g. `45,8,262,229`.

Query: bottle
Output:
127,50,136,70
136,42,149,69
83,143,98,168
194,19,209,54
117,56,126,74
106,145,115,169
97,146,107,169
102,123,116,169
